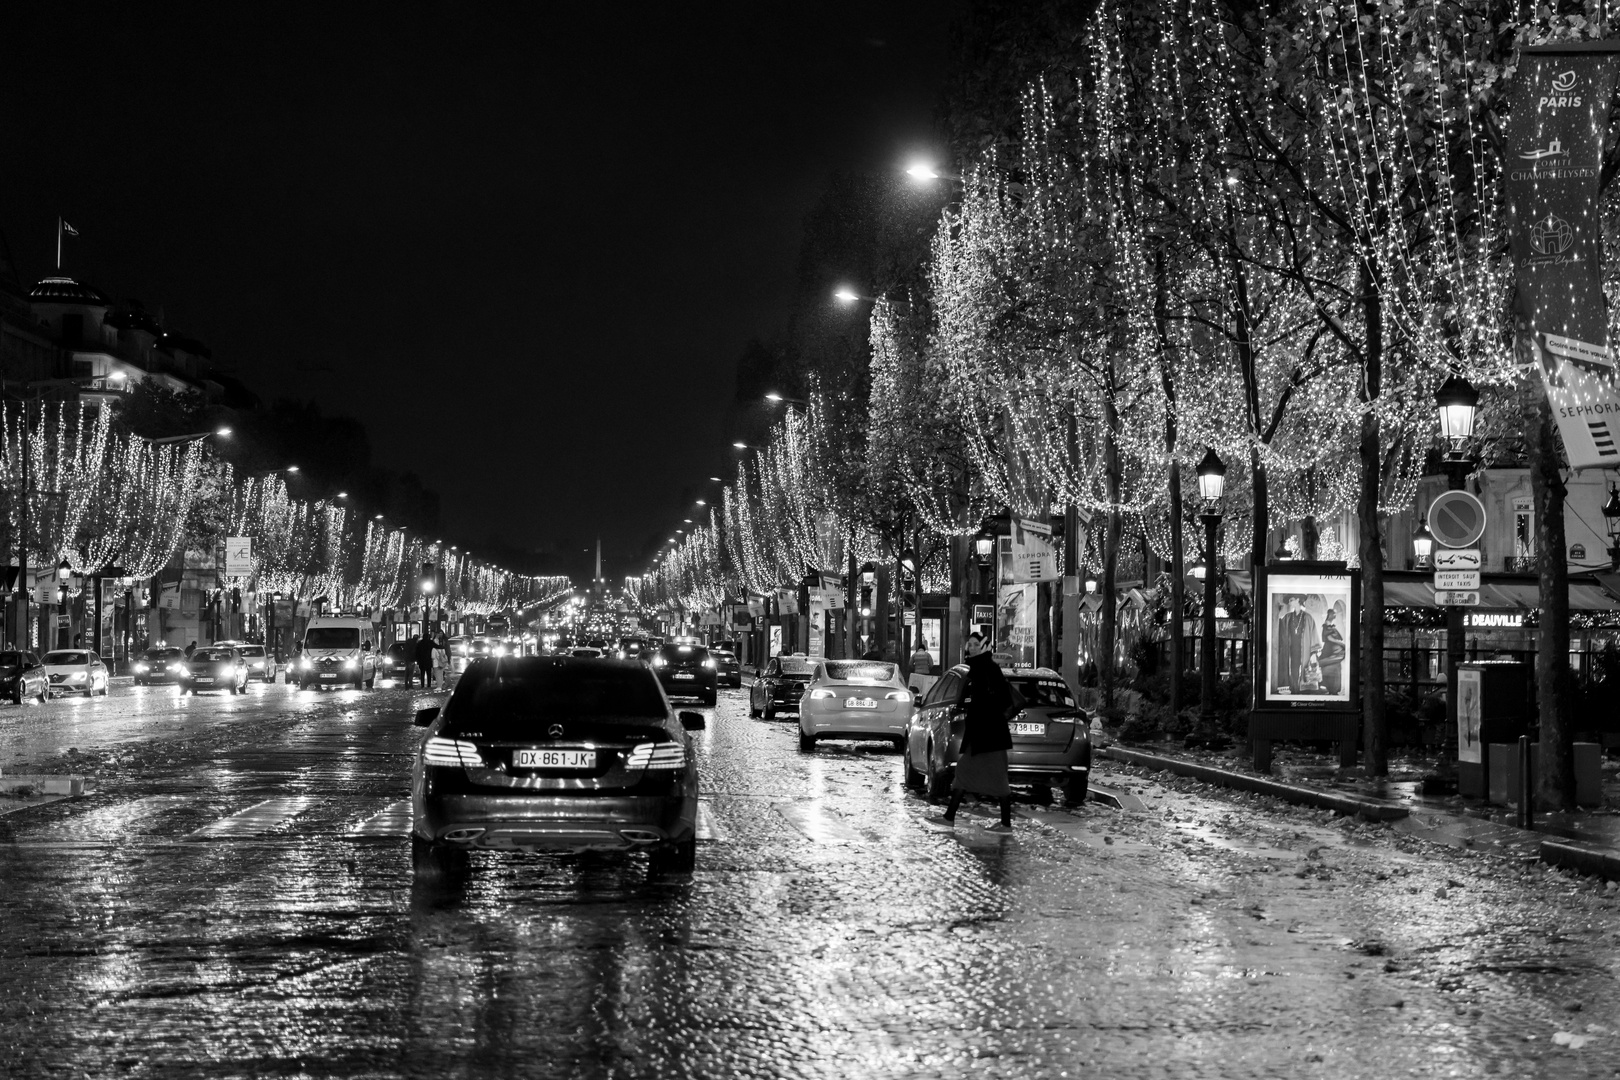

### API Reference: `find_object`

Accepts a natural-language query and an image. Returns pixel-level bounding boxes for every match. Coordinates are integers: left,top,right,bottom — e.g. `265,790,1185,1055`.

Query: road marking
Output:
185,796,317,840
350,799,412,838
695,800,726,843
774,802,865,845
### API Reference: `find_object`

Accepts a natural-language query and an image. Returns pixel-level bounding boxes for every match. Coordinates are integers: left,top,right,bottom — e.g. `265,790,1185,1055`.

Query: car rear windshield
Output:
823,661,897,683
193,649,234,662
141,648,181,660
445,658,668,736
305,628,360,649
43,651,90,665
659,645,709,660
237,646,265,657
778,658,815,677
0,651,24,666
1009,677,1077,709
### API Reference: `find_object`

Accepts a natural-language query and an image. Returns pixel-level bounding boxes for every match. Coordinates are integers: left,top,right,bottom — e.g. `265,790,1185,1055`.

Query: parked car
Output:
797,660,913,753
748,654,819,720
709,648,742,689
903,665,1092,805
133,646,186,686
0,650,48,704
650,642,718,705
215,640,277,683
41,649,110,698
410,655,704,876
179,646,249,695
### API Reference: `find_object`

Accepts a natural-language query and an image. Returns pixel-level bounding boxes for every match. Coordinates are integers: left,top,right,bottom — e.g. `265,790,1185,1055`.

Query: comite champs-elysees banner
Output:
1505,44,1620,469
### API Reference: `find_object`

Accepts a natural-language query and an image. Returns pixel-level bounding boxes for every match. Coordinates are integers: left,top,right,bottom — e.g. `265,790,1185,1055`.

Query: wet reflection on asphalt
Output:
1,683,1618,1077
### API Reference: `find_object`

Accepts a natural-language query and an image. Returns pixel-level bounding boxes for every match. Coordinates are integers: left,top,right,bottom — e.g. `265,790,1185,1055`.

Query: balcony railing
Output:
1503,555,1537,573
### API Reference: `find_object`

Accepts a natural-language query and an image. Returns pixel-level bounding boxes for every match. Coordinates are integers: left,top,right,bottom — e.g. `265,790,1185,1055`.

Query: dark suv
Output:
650,643,717,705
748,653,819,720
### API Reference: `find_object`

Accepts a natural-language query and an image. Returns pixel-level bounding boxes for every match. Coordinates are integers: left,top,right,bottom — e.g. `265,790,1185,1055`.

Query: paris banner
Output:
1505,43,1620,469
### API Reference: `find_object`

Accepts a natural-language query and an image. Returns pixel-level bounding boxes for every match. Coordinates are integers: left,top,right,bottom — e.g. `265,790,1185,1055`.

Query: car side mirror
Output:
413,706,440,727
678,710,706,730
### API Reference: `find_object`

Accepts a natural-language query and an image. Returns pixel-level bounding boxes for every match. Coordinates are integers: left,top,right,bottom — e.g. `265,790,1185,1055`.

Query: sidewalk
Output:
1097,738,1620,882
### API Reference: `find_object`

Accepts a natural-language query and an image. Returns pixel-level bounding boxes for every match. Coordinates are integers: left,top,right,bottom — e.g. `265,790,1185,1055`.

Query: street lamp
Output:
765,392,810,409
1195,447,1226,728
145,426,233,446
833,287,861,305
1434,374,1480,740
56,559,72,649
1412,524,1436,569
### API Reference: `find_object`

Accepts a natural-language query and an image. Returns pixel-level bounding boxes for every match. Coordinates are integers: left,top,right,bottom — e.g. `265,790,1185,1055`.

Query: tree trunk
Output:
1530,394,1575,810
1251,449,1269,573
1101,384,1121,711
1168,459,1185,711
1358,264,1387,776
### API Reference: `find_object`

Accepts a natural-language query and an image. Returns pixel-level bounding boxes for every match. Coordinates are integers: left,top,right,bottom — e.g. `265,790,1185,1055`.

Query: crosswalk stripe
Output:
186,796,317,840
350,800,412,838
695,801,725,843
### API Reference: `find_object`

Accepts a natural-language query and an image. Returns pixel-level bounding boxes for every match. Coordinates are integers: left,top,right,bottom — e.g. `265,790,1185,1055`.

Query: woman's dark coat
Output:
961,650,1014,754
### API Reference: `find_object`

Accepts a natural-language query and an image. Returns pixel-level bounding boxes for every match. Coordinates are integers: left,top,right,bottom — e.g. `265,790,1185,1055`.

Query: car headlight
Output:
807,688,836,700
134,663,149,673
66,672,86,682
652,656,666,667
494,645,506,657
300,658,313,670
343,658,357,670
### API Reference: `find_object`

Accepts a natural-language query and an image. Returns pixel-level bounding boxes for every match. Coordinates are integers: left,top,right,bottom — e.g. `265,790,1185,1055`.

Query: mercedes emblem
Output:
548,724,564,738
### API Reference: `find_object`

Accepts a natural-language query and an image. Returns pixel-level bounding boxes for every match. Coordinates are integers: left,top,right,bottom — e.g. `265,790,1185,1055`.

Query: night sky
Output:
0,4,957,582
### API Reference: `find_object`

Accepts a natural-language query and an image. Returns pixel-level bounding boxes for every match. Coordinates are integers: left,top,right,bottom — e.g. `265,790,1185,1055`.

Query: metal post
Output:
1444,462,1467,744
1518,734,1533,828
1200,511,1220,725
19,394,28,651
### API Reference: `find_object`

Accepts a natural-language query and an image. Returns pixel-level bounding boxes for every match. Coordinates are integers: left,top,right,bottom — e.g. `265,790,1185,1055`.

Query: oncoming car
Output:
41,650,110,698
0,651,47,704
179,647,249,695
903,666,1092,805
410,655,704,877
133,647,186,686
797,660,913,752
215,640,276,683
650,643,717,706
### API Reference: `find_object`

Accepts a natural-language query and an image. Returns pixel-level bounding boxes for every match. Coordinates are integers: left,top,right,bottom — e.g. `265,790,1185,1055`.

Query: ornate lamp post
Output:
1195,448,1227,726
973,527,996,639
1434,373,1479,734
1412,525,1436,570
55,559,71,649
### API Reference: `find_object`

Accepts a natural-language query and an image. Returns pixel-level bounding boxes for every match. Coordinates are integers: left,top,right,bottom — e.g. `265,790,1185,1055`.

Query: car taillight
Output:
624,742,687,770
423,737,482,767
885,691,912,703
807,688,836,699
703,658,716,669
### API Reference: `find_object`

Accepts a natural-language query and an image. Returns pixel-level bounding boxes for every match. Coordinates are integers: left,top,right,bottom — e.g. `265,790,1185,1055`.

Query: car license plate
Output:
195,677,213,684
844,697,878,709
1012,722,1045,735
673,673,695,680
320,673,337,680
515,749,596,769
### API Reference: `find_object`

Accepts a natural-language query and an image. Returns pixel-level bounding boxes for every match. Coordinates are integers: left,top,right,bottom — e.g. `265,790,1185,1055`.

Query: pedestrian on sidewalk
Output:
414,632,434,689
943,631,1016,831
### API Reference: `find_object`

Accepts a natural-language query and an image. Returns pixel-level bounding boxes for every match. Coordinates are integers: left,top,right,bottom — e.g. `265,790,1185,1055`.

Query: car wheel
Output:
763,702,775,723
798,730,816,753
99,685,109,697
924,744,951,804
648,837,697,876
1064,773,1089,807
903,745,925,791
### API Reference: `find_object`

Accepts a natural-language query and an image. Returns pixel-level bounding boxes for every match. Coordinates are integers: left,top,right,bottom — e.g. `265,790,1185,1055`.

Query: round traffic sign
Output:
1427,490,1487,549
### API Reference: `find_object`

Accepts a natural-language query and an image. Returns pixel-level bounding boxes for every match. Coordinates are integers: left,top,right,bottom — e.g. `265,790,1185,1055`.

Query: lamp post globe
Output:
1435,373,1480,453
1413,525,1436,568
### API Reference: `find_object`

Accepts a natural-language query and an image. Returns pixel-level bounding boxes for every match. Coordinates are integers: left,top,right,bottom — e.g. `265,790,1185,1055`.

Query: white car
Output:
216,640,277,683
797,659,913,753
41,649,111,698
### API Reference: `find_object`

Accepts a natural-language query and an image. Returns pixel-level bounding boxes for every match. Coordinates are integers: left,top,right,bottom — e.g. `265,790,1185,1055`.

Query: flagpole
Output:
56,218,61,271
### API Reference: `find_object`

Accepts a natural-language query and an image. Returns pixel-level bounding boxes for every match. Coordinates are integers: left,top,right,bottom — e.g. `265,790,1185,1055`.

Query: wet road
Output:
2,683,1619,1078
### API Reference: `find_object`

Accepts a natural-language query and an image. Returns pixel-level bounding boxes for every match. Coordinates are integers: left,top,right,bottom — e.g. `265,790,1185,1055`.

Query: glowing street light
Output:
905,161,940,181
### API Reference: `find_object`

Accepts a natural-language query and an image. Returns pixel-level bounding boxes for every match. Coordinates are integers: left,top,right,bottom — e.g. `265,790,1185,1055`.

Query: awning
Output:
1379,571,1619,611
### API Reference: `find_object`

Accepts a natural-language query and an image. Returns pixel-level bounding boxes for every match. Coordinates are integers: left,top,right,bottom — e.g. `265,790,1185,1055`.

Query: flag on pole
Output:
60,221,78,237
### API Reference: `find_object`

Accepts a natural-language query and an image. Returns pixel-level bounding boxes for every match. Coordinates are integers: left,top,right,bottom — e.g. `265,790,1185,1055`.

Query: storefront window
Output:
1513,497,1535,561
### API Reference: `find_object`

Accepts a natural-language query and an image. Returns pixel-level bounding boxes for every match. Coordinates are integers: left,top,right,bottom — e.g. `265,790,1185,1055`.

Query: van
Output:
296,616,380,690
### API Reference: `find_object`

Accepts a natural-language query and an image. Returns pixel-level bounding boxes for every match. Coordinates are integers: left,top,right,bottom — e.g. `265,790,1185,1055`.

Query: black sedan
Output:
748,653,818,720
410,655,703,877
178,647,249,695
0,650,47,704
380,642,414,683
132,647,186,686
650,643,717,705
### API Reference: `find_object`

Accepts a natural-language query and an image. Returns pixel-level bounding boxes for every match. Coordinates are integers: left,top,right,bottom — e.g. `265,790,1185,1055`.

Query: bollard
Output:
1518,735,1532,829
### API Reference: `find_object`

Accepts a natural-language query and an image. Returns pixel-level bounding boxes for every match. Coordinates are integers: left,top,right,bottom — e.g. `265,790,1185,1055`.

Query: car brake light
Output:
807,688,836,699
625,741,687,770
703,658,716,669
885,691,911,703
423,737,482,767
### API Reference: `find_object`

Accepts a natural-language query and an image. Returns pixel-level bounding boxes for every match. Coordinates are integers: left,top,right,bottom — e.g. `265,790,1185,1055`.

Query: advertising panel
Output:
1504,45,1620,468
1456,668,1484,765
995,582,1037,669
1009,519,1060,583
1262,569,1354,704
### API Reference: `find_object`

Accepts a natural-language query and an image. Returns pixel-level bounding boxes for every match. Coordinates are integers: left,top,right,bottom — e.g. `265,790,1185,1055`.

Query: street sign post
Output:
1433,548,1481,570
1434,570,1481,591
1436,590,1481,606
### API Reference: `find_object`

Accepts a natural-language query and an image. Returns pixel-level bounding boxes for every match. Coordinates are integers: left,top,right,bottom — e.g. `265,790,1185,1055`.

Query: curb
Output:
1100,745,1410,822
0,774,86,796
1540,838,1620,882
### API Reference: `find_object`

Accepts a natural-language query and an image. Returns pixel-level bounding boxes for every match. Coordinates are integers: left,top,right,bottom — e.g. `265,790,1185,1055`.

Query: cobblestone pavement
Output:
1,684,1618,1078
